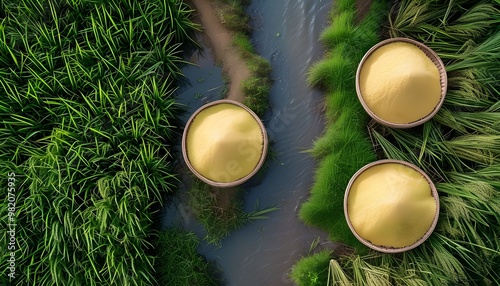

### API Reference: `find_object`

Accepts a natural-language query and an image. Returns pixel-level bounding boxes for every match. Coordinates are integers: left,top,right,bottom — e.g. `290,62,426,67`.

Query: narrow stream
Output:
163,1,333,285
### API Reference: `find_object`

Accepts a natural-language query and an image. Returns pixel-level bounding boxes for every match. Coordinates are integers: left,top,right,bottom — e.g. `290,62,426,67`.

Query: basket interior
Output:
356,38,447,128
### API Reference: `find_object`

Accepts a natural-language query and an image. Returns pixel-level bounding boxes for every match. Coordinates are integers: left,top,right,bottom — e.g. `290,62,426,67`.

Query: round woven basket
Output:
344,159,440,253
355,38,447,128
182,99,268,188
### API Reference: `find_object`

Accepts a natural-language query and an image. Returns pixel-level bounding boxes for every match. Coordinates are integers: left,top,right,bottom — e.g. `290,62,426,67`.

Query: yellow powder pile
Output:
347,163,437,248
186,103,264,183
359,42,441,124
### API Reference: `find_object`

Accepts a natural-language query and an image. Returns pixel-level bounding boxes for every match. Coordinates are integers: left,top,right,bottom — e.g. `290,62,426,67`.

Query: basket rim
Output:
343,159,440,253
181,99,268,188
355,37,448,129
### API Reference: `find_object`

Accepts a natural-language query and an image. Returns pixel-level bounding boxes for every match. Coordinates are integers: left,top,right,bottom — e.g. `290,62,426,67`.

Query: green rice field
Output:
0,0,215,284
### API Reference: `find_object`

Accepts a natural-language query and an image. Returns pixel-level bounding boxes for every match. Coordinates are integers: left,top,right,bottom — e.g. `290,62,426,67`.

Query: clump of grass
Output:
216,0,252,32
299,0,386,251
0,0,200,284
188,179,247,246
233,31,256,54
320,11,356,49
155,229,221,285
306,48,354,91
242,76,272,117
167,0,202,45
218,5,250,34
300,121,375,245
247,55,272,78
290,250,332,286
188,178,279,246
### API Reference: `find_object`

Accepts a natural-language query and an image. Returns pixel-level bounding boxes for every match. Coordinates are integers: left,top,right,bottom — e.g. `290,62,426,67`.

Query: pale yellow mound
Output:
359,42,441,124
347,163,437,248
186,103,263,183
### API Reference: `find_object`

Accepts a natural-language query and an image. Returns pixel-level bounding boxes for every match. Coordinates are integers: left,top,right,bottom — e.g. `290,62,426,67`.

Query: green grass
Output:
298,0,387,251
322,231,499,285
306,49,354,91
364,1,500,284
214,0,272,116
290,250,332,286
218,5,250,34
319,11,356,49
247,54,272,78
0,0,202,284
295,0,500,285
155,229,220,285
216,0,252,34
188,179,247,246
242,75,272,117
188,178,278,246
232,32,256,54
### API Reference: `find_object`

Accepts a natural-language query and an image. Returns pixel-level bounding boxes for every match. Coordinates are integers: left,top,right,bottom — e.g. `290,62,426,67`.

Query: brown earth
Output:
189,0,251,103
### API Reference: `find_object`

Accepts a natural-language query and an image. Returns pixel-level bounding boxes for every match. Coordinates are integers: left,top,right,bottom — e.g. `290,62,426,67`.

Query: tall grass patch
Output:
155,229,220,285
188,180,247,246
290,250,332,286
0,0,200,284
306,48,354,91
298,0,387,252
242,76,272,117
188,178,279,246
320,11,356,49
233,32,256,54
216,0,252,34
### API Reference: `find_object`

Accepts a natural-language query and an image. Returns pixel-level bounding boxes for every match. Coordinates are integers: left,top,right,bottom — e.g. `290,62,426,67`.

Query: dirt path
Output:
189,0,251,103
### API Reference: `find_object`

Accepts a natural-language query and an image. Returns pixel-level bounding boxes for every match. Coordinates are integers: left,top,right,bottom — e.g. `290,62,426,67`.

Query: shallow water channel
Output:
162,0,333,285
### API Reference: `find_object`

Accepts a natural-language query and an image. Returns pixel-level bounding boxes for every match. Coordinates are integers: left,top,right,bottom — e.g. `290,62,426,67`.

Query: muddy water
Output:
165,0,333,285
